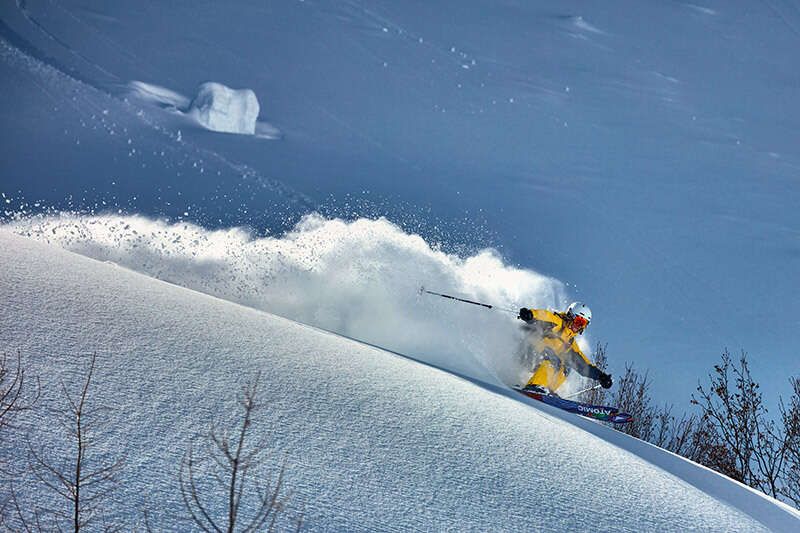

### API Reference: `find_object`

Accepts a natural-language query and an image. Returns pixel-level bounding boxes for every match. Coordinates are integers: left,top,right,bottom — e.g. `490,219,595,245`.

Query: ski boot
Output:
521,383,551,396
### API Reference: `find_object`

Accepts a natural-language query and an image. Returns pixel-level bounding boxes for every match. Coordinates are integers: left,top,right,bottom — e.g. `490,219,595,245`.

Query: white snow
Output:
5,212,566,390
1,230,798,531
188,82,260,135
1,0,799,528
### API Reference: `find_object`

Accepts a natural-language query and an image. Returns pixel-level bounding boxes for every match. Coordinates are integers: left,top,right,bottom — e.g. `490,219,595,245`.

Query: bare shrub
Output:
611,364,656,441
0,350,40,433
1,350,40,526
16,353,123,531
180,372,301,532
779,377,800,506
692,350,793,499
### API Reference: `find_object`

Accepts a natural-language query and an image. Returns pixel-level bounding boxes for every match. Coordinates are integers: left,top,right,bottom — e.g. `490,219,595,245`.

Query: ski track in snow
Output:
685,4,718,16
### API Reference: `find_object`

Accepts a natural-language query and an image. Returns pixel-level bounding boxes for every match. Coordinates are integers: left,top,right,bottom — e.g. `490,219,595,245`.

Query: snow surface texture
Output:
6,213,570,391
2,230,798,531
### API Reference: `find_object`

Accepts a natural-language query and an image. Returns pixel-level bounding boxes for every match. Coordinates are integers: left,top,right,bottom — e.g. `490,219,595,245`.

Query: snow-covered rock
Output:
188,82,260,135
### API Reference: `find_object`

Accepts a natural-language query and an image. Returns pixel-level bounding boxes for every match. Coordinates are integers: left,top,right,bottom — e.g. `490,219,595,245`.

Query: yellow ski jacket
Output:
520,308,603,380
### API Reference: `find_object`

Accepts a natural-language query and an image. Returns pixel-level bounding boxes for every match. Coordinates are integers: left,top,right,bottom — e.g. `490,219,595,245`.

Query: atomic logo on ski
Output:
577,404,613,417
513,386,633,424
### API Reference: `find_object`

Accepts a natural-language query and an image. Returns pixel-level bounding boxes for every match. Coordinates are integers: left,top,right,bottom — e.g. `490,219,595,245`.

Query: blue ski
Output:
513,386,633,424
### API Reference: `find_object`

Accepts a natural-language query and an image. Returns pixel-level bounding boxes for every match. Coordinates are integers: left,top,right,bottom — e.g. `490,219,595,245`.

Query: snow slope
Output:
2,231,798,531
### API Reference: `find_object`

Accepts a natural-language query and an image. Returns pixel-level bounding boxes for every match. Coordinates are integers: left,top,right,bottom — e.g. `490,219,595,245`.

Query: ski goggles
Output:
570,315,589,331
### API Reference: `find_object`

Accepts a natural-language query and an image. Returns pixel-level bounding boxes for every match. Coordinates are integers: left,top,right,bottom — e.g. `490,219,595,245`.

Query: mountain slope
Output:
2,0,799,413
1,230,797,531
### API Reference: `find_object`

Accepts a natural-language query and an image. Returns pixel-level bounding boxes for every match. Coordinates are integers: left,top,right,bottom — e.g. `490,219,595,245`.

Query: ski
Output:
513,386,633,424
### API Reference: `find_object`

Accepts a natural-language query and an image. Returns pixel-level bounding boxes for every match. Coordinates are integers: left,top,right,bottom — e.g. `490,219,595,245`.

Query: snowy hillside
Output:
1,0,799,529
2,231,799,531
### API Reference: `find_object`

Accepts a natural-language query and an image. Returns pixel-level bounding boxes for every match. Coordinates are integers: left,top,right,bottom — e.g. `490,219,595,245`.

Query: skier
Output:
518,302,613,396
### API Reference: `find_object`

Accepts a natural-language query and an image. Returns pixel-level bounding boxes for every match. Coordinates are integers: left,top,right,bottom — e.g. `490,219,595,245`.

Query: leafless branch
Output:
18,353,124,531
179,372,301,531
0,350,40,432
691,350,796,501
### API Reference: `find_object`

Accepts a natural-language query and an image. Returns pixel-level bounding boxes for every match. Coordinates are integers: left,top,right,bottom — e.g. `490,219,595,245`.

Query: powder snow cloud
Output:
7,213,571,385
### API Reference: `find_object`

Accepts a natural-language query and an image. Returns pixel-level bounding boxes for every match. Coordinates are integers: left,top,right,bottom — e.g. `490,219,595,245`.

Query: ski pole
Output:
419,286,518,314
562,383,602,399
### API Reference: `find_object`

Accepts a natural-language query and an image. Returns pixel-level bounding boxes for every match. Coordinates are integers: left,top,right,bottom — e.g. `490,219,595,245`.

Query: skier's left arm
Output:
567,345,613,388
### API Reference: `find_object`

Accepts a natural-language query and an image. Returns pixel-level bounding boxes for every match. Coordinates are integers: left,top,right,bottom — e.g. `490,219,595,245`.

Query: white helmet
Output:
566,302,592,329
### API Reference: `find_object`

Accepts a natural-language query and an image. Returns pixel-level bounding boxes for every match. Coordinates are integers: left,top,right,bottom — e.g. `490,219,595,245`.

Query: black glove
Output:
599,372,613,389
518,308,533,322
